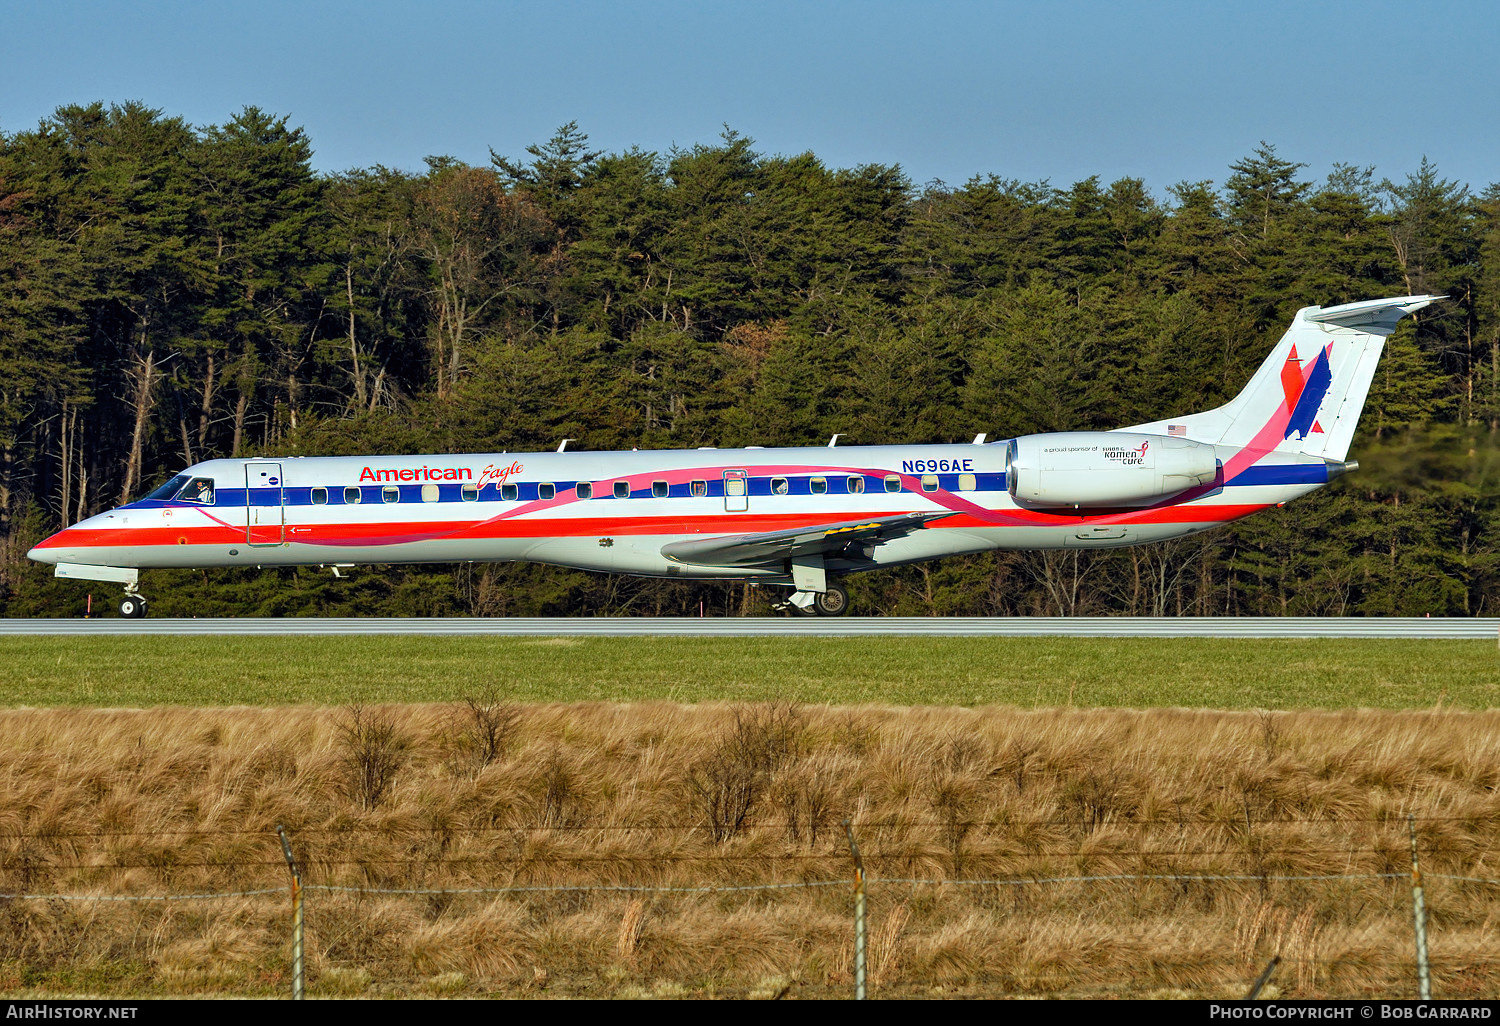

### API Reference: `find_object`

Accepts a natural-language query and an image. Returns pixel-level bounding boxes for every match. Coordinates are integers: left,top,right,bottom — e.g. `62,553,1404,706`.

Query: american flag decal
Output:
1167,425,1186,437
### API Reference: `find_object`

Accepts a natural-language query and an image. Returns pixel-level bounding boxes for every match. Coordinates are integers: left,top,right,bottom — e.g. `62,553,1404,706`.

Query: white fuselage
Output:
29,441,1324,584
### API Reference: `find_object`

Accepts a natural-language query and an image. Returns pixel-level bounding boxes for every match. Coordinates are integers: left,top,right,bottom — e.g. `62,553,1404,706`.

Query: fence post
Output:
1246,955,1280,999
1409,814,1431,1000
276,824,305,1001
843,819,867,1000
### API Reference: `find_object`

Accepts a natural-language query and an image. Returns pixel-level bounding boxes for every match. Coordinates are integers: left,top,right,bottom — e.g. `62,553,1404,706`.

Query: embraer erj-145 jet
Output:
30,295,1441,617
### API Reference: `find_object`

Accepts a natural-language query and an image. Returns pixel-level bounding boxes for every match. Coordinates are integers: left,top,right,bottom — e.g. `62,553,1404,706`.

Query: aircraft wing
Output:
661,511,954,568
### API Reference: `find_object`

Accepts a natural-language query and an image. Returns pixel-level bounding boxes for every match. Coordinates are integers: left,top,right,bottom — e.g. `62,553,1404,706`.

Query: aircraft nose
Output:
28,528,73,564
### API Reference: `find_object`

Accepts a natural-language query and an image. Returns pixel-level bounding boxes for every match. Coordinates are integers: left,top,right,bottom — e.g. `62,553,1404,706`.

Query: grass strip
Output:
0,635,1493,709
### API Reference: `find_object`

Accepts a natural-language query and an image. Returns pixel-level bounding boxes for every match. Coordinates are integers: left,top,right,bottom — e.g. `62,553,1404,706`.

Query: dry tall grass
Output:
3,702,1499,998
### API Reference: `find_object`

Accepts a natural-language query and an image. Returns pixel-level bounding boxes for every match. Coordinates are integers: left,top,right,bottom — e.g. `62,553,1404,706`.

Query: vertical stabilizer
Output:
1124,295,1443,463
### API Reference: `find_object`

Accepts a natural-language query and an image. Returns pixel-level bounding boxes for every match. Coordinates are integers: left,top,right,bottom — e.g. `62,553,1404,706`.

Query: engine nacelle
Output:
1006,432,1218,509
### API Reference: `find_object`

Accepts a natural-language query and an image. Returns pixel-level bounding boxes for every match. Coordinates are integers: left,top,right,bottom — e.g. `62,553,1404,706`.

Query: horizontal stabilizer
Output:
1303,295,1443,332
662,511,952,568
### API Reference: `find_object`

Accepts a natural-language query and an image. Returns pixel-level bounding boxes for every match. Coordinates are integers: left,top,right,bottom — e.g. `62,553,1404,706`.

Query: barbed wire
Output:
0,869,1440,902
0,886,288,901
2,812,1497,839
306,879,850,896
875,872,1411,886
1431,873,1500,885
0,842,1478,870
0,858,1450,874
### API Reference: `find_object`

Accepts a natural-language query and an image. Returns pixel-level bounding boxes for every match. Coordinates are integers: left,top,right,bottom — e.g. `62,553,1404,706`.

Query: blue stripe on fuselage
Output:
121,465,1319,510
1229,463,1328,486
120,471,1011,509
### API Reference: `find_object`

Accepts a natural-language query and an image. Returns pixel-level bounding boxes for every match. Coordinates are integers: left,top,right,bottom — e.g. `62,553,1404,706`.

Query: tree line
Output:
1,101,1496,616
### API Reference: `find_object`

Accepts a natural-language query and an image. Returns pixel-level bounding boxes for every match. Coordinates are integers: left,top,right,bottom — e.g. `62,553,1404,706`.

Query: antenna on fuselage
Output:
828,434,843,447
557,439,574,452
973,433,988,444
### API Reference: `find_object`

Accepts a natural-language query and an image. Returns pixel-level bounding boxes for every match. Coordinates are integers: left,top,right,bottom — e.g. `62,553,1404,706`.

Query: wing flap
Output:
661,511,952,568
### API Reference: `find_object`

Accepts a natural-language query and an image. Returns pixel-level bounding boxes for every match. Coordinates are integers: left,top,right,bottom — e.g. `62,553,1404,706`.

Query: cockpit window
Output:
143,474,190,501
179,478,216,504
142,474,215,503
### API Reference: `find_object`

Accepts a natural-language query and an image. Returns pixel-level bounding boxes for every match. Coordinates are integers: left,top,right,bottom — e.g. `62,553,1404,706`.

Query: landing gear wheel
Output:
119,595,147,619
812,584,849,617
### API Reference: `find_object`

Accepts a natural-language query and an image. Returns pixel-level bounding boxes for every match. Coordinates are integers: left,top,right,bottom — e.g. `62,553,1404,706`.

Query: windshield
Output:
142,474,190,501
138,474,215,504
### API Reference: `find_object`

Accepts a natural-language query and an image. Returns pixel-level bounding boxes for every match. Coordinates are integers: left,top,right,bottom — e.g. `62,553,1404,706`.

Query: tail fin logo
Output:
1281,343,1334,441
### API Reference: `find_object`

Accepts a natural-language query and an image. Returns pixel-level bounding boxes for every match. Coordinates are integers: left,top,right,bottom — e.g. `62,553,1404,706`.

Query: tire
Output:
119,596,147,619
812,584,850,617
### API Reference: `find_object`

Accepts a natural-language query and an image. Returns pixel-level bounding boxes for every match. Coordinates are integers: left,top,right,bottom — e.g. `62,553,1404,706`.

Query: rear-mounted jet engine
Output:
1006,432,1219,510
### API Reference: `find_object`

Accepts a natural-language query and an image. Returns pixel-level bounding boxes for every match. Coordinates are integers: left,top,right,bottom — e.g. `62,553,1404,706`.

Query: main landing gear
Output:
774,582,850,617
810,583,849,616
119,589,148,619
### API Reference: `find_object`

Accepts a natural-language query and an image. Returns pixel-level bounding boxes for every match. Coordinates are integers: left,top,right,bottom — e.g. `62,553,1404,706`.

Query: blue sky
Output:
2,0,1496,194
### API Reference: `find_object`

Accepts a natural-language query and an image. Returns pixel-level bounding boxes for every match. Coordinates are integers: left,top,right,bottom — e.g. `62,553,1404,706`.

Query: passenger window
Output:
539,483,556,500
847,477,864,494
502,483,517,501
614,481,630,499
311,487,327,505
577,482,592,500
884,475,901,493
958,473,976,491
344,486,362,504
771,477,789,495
383,486,400,503
921,474,939,492
810,477,827,495
461,484,478,501
421,484,439,502
652,481,669,498
690,480,707,497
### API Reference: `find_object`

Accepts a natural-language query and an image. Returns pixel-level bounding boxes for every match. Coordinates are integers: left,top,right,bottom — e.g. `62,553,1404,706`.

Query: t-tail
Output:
1126,295,1445,469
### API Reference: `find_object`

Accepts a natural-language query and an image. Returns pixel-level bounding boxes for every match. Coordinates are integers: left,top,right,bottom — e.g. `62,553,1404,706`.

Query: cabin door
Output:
723,470,749,512
245,462,285,545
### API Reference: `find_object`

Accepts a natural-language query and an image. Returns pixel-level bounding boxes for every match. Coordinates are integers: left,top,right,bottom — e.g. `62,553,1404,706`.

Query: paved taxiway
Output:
0,617,1494,637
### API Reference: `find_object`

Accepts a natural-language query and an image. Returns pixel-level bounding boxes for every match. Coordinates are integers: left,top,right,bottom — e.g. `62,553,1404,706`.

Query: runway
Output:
0,617,1494,638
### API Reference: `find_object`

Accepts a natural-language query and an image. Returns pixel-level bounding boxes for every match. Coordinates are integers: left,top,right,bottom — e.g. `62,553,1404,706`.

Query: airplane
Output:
28,294,1442,618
